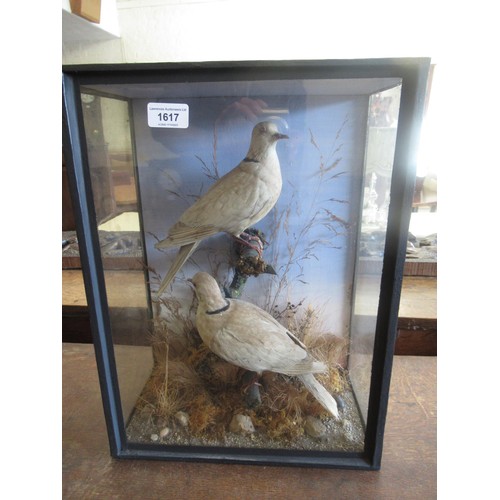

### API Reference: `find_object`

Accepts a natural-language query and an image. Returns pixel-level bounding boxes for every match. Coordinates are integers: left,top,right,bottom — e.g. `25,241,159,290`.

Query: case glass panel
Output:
80,76,402,454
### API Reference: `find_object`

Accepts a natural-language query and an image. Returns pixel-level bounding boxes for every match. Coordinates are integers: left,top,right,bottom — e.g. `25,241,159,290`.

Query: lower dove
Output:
155,121,288,295
188,272,339,419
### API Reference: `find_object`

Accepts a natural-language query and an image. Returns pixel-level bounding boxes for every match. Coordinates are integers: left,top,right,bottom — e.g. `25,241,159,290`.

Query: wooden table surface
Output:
62,343,436,499
62,270,437,319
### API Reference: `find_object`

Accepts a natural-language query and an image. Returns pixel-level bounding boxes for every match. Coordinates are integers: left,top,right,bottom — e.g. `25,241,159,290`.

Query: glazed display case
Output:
62,58,430,469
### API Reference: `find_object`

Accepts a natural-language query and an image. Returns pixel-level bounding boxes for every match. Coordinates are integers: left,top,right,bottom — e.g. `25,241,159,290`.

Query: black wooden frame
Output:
62,58,430,470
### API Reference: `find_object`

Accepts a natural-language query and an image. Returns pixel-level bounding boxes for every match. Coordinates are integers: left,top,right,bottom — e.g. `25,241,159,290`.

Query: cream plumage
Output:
189,272,339,419
155,121,288,295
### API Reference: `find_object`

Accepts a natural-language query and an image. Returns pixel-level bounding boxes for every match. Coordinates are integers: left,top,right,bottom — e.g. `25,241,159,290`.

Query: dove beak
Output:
274,132,289,141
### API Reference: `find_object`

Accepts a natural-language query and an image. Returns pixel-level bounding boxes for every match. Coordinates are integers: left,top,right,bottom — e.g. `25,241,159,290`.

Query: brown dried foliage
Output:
136,303,348,440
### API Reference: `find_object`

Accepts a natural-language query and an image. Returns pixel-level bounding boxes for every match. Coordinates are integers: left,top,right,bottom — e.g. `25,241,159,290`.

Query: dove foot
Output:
333,394,346,413
226,228,275,298
236,230,264,258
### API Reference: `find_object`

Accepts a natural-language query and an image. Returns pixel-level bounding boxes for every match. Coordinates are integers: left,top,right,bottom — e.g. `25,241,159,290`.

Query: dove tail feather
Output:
297,373,339,419
155,237,176,249
156,242,199,295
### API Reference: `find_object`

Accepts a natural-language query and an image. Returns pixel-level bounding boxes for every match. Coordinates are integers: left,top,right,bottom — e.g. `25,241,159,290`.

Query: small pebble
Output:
175,411,189,428
159,427,170,439
229,414,255,434
304,416,327,439
150,433,159,442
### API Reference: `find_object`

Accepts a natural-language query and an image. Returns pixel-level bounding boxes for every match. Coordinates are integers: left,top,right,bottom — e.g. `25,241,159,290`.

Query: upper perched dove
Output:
188,272,339,419
155,121,288,295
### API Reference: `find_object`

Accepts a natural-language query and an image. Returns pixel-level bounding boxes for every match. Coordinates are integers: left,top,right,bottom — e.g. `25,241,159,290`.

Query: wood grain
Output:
62,271,436,316
396,317,437,355
399,276,437,319
62,269,147,308
62,344,436,499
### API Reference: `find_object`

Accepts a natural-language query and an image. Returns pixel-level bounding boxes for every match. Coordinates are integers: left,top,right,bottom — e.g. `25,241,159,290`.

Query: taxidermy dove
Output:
155,121,288,295
189,272,339,419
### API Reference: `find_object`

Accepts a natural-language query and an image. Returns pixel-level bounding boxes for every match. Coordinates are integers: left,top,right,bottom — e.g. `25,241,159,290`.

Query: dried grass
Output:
262,124,350,312
135,299,348,440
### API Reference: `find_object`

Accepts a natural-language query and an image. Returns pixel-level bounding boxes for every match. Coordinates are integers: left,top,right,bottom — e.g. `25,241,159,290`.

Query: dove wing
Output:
156,221,219,248
179,164,277,235
158,166,268,248
207,300,325,376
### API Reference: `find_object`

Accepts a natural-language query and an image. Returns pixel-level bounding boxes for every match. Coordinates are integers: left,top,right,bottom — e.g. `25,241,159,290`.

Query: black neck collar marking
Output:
244,157,259,163
206,299,230,315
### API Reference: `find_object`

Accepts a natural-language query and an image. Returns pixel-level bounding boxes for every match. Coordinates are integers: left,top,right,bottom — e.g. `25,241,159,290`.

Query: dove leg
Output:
241,370,262,408
226,228,276,298
235,231,264,258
